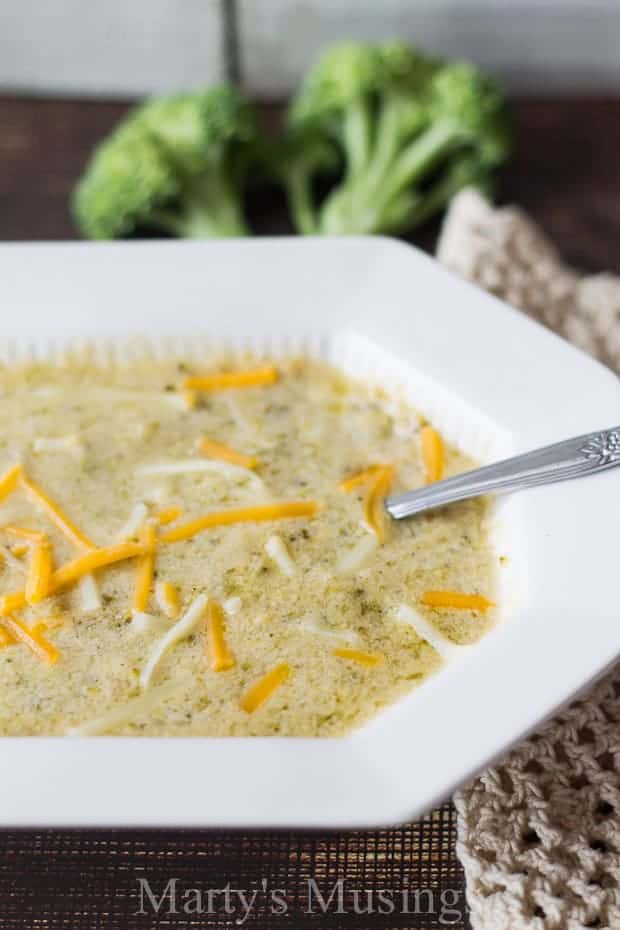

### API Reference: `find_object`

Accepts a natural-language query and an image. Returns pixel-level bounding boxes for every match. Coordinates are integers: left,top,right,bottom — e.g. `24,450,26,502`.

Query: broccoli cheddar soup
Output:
0,355,496,736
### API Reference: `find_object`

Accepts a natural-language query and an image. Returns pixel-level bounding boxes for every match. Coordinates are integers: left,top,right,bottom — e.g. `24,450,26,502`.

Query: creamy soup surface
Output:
0,355,496,736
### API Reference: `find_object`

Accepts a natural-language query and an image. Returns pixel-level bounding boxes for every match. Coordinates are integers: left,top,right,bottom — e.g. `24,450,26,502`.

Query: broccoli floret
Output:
73,85,258,239
282,43,512,236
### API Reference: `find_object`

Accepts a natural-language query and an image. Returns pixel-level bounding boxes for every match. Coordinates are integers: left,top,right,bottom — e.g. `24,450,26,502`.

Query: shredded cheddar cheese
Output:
333,647,384,667
0,616,59,665
25,538,53,606
363,466,394,543
182,389,198,409
0,540,152,615
0,591,27,616
183,365,278,393
156,507,182,526
20,472,94,551
161,501,319,544
240,663,291,713
339,465,384,492
3,525,47,542
11,543,29,558
421,426,444,484
133,525,156,613
0,626,14,648
155,580,180,619
0,542,28,572
206,600,235,672
51,539,154,596
199,437,259,470
420,590,495,612
0,464,21,505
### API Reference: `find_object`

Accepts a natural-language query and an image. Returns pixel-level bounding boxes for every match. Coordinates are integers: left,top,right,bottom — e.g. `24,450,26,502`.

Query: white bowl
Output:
1,237,618,828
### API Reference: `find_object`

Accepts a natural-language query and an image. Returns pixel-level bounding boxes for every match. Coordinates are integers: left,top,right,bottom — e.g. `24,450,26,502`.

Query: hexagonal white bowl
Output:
1,237,618,828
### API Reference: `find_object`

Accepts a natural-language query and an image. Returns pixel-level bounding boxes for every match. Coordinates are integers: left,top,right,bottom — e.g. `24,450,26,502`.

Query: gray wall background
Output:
1,0,619,98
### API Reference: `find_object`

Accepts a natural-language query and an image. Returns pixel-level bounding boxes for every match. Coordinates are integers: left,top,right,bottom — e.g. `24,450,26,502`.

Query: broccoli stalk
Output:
282,44,512,236
148,171,248,238
73,85,258,240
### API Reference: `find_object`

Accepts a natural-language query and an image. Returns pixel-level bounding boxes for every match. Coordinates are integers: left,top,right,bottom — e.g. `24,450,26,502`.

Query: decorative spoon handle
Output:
385,426,620,520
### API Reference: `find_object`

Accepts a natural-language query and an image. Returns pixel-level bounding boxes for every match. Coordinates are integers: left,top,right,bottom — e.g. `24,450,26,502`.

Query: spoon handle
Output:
385,426,620,520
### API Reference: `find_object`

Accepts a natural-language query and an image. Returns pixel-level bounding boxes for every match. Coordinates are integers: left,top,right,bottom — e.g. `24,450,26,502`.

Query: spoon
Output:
385,426,620,520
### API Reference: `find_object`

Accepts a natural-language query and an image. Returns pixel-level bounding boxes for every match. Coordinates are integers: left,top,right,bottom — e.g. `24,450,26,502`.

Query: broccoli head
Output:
281,42,512,236
73,85,258,239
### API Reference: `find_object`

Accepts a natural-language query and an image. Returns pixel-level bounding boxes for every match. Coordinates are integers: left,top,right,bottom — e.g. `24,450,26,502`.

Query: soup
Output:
0,354,495,736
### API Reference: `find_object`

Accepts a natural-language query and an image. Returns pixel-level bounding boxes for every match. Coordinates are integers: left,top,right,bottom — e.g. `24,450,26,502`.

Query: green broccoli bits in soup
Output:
0,355,496,736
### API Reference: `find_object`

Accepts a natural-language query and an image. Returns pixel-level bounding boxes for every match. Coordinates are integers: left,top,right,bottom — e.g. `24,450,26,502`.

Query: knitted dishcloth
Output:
437,190,620,930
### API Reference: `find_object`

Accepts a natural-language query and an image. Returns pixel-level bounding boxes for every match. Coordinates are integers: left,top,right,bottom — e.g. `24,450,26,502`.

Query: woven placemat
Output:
438,189,620,930
0,810,467,929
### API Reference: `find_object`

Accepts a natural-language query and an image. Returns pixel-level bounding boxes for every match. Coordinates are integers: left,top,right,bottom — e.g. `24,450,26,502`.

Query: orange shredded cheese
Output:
25,538,53,606
11,544,29,558
240,662,291,713
363,466,394,543
20,473,94,551
0,540,152,614
206,600,235,672
132,525,156,613
183,365,278,392
181,389,198,409
199,437,259,470
0,616,59,665
161,501,320,544
156,507,182,526
0,626,14,648
51,539,154,596
155,580,180,619
420,590,496,612
338,465,384,492
421,426,444,484
0,591,27,616
3,525,47,542
333,647,384,667
0,464,21,505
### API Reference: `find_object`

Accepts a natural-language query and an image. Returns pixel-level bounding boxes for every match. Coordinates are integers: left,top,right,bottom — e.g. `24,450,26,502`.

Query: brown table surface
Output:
0,95,618,930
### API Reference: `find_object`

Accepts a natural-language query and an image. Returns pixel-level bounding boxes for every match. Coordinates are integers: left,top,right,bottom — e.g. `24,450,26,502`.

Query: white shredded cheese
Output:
116,501,149,541
296,617,361,647
224,395,253,436
76,573,102,612
223,596,242,616
33,435,85,458
264,534,296,577
336,533,378,574
129,610,169,635
394,604,458,659
140,594,208,690
136,459,265,493
65,677,186,736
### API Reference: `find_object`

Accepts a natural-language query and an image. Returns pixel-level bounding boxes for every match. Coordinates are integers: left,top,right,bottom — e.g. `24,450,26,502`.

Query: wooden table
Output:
1,96,620,274
0,95,618,930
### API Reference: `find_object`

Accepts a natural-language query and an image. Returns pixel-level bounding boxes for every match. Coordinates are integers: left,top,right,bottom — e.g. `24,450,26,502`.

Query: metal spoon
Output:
385,426,620,520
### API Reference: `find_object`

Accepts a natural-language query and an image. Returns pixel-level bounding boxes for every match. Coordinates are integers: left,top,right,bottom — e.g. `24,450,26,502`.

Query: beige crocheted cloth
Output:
436,190,620,930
